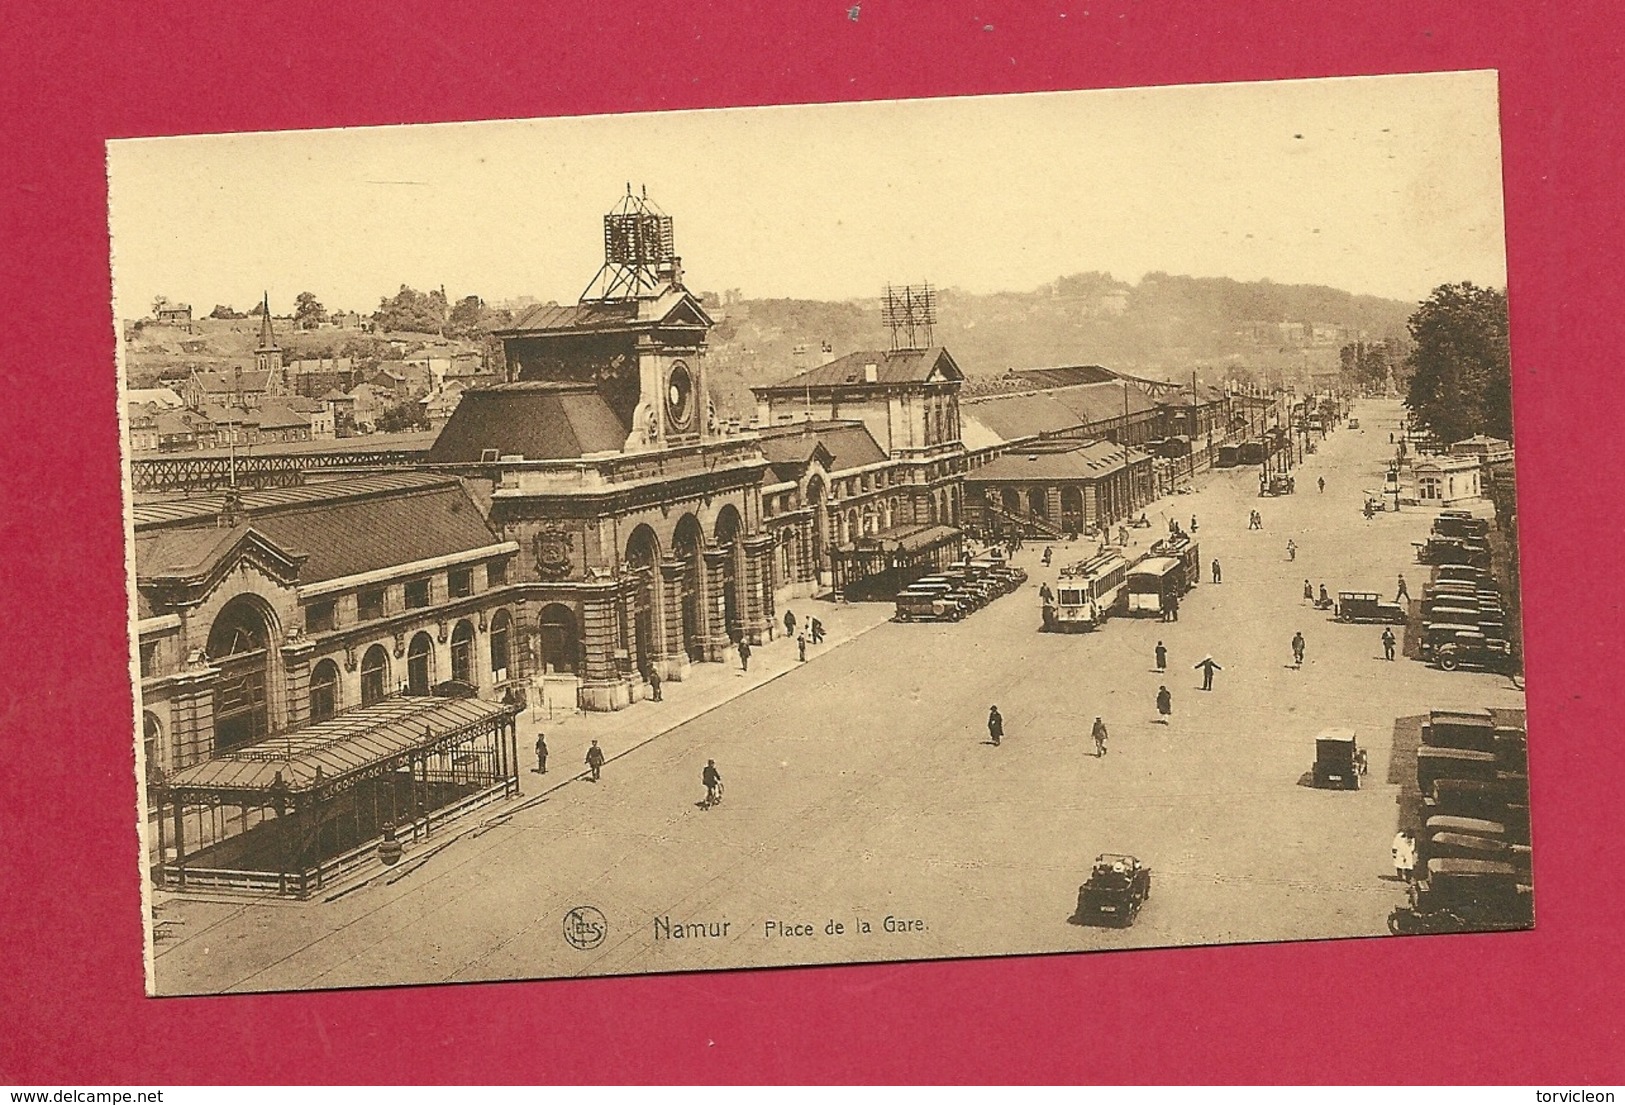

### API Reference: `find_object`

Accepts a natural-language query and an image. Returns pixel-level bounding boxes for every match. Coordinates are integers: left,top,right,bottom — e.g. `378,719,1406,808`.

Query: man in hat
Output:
1195,655,1223,691
1092,717,1109,758
987,705,1004,747
585,739,605,783
1155,640,1167,672
784,610,797,639
1381,626,1397,661
534,732,548,774
1291,631,1306,668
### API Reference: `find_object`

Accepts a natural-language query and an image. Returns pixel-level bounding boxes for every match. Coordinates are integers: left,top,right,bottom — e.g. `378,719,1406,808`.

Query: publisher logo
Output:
563,905,607,950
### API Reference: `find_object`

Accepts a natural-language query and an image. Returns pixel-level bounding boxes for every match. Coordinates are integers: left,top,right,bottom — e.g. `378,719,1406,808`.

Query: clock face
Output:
665,360,695,432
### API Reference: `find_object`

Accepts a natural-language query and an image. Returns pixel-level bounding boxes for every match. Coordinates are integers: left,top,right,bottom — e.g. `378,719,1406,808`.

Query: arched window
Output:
207,595,275,751
407,632,435,695
489,610,512,681
538,605,579,675
309,659,340,722
360,645,390,706
450,620,476,686
142,712,163,807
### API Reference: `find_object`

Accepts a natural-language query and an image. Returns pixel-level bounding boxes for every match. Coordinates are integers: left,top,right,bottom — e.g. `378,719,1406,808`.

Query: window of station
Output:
487,559,508,587
358,588,386,621
404,578,431,609
305,599,336,634
448,567,474,599
139,641,159,678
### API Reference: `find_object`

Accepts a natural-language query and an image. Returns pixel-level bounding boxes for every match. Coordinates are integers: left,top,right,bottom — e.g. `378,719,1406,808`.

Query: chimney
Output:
864,362,879,383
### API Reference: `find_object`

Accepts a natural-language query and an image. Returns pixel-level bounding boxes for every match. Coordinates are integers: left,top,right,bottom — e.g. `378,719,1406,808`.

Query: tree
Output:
443,295,485,339
1403,283,1511,444
372,285,449,335
208,304,245,320
375,398,429,433
294,291,328,330
151,294,170,318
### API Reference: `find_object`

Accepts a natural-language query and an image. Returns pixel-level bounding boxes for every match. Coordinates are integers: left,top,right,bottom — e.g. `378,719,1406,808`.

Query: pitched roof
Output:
758,419,887,473
192,368,274,394
133,474,501,586
496,300,636,335
966,440,1150,483
755,425,837,482
757,347,962,392
426,381,629,462
254,400,312,430
127,387,185,409
1010,365,1118,388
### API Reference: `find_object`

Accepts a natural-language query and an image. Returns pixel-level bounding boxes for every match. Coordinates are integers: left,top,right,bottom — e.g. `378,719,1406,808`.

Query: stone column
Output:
743,535,775,645
281,635,316,732
167,663,219,770
702,548,733,660
577,582,634,711
657,559,691,682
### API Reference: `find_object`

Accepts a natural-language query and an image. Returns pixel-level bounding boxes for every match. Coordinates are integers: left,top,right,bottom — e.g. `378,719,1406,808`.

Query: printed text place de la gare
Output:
653,915,927,939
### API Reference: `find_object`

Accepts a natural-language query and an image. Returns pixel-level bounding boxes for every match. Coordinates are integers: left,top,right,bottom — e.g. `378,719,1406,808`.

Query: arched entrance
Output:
1026,487,1047,519
450,619,476,686
488,610,512,683
406,632,435,695
624,525,661,675
673,514,706,661
1060,486,1085,533
309,658,340,722
1001,487,1021,515
360,644,390,705
538,604,579,675
713,506,743,641
805,475,829,582
207,595,275,752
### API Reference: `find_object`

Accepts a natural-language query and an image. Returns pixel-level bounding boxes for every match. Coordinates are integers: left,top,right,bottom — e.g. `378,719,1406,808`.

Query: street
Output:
152,399,1526,994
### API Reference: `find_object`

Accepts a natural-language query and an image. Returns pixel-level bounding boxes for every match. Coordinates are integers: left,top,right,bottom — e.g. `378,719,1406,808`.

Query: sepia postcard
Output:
111,71,1531,997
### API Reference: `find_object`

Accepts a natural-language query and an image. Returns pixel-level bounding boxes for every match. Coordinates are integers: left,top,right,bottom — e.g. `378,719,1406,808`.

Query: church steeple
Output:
254,292,283,384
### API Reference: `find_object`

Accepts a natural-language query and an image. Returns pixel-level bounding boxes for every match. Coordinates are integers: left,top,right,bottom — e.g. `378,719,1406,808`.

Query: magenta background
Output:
2,0,1621,1084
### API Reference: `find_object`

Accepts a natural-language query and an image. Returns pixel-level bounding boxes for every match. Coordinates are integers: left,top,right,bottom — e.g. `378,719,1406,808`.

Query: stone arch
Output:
407,631,436,695
624,524,663,675
142,710,164,783
805,474,830,580
450,618,477,686
1001,487,1021,515
361,644,390,705
1060,485,1085,533
206,593,278,751
310,657,340,723
712,505,745,642
538,603,579,675
673,513,707,661
488,609,513,682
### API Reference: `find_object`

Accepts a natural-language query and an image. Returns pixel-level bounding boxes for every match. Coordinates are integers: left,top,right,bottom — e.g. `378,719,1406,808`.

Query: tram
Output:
1044,551,1129,632
1123,556,1184,617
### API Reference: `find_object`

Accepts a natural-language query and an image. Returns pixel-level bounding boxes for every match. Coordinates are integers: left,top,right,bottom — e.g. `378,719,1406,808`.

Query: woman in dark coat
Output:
1156,685,1172,722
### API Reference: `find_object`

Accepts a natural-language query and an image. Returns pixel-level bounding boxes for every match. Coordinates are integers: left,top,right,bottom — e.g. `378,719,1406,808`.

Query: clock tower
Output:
496,186,716,452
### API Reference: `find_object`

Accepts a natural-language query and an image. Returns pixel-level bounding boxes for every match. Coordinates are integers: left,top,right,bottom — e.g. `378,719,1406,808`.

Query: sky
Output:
106,71,1507,319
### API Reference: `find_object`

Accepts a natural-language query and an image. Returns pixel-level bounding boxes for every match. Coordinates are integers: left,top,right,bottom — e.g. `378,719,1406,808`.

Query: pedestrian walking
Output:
534,732,548,774
1392,830,1418,882
987,705,1004,747
1190,515,1198,534
1318,583,1330,607
1092,717,1109,757
585,739,604,783
701,759,723,809
648,665,662,701
1155,640,1167,671
1303,579,1314,602
797,633,807,662
809,616,824,645
737,639,752,672
784,610,797,638
1211,558,1222,584
1286,539,1297,561
1381,626,1397,661
1169,592,1180,622
1396,574,1411,604
1195,655,1223,691
1318,476,1326,494
1156,685,1172,723
1291,631,1306,668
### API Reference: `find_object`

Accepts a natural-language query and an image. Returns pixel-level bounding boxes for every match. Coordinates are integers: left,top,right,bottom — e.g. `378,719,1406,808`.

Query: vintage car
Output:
1419,620,1483,660
1311,728,1362,789
1424,814,1507,842
1335,591,1408,624
1073,853,1152,927
1425,777,1523,827
1432,512,1491,540
1261,473,1296,496
1416,746,1501,793
1433,629,1515,672
1387,858,1532,935
1433,563,1491,584
1416,536,1492,568
1422,709,1497,752
893,584,965,623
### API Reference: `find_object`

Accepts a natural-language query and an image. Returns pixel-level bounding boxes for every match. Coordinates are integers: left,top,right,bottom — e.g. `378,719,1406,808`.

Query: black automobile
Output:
1074,853,1151,927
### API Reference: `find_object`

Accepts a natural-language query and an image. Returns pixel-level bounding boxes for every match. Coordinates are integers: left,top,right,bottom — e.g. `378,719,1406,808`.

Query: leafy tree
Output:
375,398,429,433
208,304,245,320
294,291,328,329
1404,283,1511,444
372,285,449,335
444,295,486,339
151,294,170,317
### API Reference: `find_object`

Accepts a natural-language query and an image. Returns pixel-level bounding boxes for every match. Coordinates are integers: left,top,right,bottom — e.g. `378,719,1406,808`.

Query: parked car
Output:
1311,728,1362,789
1073,853,1151,927
1387,858,1532,935
1335,591,1408,624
